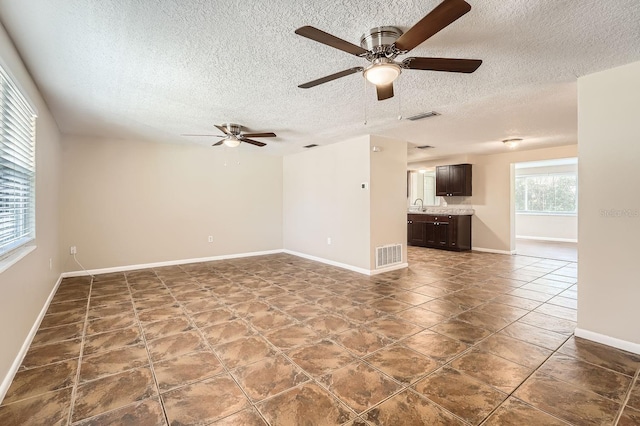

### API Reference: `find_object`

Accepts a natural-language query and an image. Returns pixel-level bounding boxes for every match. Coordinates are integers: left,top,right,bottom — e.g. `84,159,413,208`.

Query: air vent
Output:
303,144,318,148
416,145,434,149
375,244,403,269
406,111,440,121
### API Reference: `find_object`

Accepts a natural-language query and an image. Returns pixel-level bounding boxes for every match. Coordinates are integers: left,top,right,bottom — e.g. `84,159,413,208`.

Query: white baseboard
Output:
574,328,640,355
0,275,63,404
61,249,284,278
282,250,405,276
472,247,516,255
517,236,578,243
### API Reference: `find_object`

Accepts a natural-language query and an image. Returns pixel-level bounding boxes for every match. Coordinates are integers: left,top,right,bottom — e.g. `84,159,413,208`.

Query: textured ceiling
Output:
1,0,639,160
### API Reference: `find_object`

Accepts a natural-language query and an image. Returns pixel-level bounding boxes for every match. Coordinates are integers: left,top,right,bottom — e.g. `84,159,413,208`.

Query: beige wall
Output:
369,135,408,267
409,145,578,252
283,136,371,270
0,24,62,397
516,214,577,241
60,136,283,270
577,61,640,349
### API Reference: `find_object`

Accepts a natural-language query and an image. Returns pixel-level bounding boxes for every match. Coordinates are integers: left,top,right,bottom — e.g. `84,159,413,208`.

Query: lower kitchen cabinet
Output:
407,214,471,251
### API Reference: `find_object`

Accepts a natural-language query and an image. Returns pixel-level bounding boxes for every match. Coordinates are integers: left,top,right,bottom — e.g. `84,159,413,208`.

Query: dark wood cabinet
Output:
436,164,472,196
407,214,471,251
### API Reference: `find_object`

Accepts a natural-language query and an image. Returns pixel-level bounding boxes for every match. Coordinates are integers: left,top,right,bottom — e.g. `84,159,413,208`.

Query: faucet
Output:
413,198,424,211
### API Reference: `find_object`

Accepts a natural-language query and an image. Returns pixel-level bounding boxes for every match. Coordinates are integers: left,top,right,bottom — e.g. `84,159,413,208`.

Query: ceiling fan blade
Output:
376,83,394,101
299,67,363,89
240,138,266,147
403,57,482,73
241,132,276,138
215,124,232,135
295,26,368,56
212,140,224,146
181,134,225,137
394,0,471,52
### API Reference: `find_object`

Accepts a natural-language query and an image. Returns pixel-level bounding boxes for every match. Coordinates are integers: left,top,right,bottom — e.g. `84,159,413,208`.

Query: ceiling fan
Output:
183,123,276,147
295,0,482,101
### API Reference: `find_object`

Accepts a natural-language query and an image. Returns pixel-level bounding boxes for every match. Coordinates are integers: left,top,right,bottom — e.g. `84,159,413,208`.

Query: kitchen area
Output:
407,163,474,251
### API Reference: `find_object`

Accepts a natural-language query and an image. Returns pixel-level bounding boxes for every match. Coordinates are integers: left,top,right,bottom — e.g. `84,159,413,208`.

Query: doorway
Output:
513,158,578,261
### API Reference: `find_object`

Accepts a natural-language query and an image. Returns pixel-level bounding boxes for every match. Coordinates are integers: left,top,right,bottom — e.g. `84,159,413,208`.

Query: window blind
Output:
0,64,36,257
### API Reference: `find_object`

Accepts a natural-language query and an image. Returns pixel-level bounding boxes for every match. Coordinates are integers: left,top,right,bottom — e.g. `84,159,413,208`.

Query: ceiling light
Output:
503,138,522,149
364,59,401,86
224,136,241,148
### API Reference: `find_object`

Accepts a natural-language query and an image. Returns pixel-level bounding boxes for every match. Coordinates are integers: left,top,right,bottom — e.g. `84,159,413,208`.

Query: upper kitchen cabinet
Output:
436,164,472,197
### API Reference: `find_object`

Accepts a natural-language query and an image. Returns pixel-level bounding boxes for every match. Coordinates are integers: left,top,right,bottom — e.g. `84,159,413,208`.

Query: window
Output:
0,64,36,258
515,173,577,214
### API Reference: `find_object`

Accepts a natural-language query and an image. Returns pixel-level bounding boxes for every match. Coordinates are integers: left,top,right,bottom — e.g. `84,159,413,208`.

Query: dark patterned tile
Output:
162,375,250,425
214,336,275,369
364,345,439,384
31,322,84,347
83,326,142,355
0,387,71,426
628,381,640,410
483,397,569,425
517,312,576,336
202,319,253,346
321,361,401,414
396,307,446,328
233,355,309,402
141,316,193,340
3,360,76,405
191,307,236,327
335,327,392,357
263,324,321,350
476,333,552,369
414,367,507,424
72,397,166,426
364,389,466,425
21,339,81,369
618,406,640,426
79,344,149,383
402,330,468,362
449,349,532,393
288,340,356,377
72,367,156,422
366,317,423,340
86,312,136,335
147,330,208,362
500,322,568,351
153,350,224,392
430,319,492,345
209,408,267,425
257,382,354,425
558,336,640,376
248,309,295,332
538,353,633,401
304,314,352,336
514,372,619,425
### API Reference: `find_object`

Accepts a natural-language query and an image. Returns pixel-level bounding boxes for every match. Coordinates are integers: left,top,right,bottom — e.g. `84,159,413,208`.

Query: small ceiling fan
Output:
183,123,276,147
295,0,482,101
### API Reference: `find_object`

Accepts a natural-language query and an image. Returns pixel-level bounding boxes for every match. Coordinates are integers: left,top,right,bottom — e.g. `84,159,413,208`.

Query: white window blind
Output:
0,64,36,258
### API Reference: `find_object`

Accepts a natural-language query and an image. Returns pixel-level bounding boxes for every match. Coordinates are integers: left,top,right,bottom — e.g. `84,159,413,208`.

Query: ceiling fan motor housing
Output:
223,123,243,135
360,26,403,58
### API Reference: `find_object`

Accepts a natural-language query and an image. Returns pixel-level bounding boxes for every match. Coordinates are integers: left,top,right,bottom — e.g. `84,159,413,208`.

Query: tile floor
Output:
1,247,639,425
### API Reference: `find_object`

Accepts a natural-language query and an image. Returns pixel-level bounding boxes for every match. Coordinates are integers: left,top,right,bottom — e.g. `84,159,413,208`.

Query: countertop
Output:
408,206,475,215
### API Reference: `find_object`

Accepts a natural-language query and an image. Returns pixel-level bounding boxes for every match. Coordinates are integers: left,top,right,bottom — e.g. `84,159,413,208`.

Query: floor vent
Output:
376,244,403,269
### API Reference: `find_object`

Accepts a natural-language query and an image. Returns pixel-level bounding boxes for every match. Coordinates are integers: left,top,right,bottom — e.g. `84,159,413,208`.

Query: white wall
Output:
0,24,62,399
369,135,408,267
577,60,640,351
60,136,283,270
283,136,371,270
409,145,578,253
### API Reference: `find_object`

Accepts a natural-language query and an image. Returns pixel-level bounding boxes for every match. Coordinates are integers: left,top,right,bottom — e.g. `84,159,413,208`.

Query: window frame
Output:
515,172,578,216
0,59,37,267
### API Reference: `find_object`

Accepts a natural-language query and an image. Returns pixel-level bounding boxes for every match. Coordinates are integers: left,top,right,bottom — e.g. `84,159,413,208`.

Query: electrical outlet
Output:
327,237,332,245
70,246,77,255
208,236,213,243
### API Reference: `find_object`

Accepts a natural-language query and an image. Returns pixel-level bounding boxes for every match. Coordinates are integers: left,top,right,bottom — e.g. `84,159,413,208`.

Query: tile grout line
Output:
65,276,93,426
613,366,640,425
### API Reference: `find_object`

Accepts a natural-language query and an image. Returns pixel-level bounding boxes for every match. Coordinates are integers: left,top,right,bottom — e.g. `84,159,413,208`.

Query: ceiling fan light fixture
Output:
503,138,522,149
364,61,402,86
224,136,241,148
